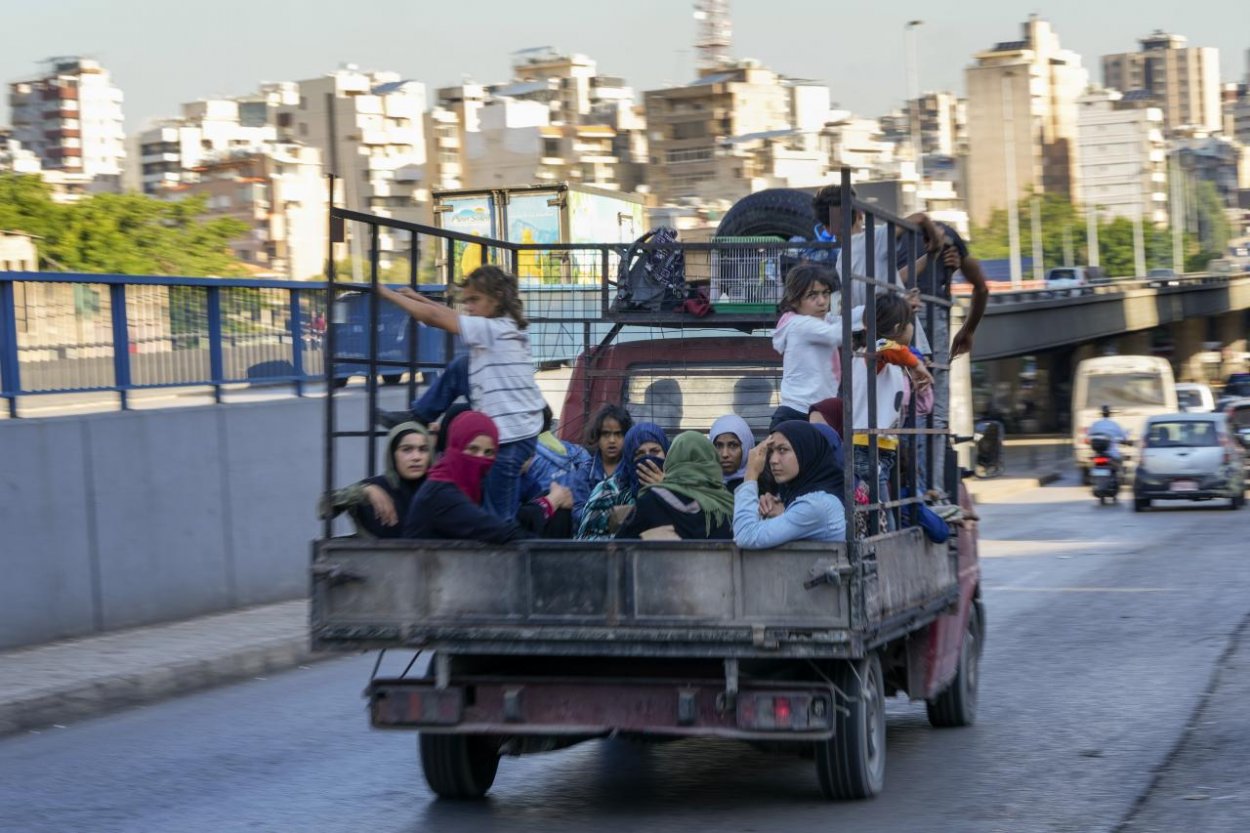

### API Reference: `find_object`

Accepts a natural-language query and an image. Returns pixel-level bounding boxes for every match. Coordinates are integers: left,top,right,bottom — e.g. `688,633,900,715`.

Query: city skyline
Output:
2,0,1247,132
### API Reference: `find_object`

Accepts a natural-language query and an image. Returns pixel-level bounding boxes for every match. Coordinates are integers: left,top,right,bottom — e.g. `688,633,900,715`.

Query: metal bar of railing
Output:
206,286,224,404
323,173,339,540
0,279,21,417
108,283,131,411
366,224,381,478
289,289,305,398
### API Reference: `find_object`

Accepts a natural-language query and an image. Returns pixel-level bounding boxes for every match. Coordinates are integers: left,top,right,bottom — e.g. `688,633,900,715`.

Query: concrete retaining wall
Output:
0,397,365,650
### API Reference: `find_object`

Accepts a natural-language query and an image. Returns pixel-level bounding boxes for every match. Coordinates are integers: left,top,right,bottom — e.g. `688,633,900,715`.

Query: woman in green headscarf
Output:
615,432,734,540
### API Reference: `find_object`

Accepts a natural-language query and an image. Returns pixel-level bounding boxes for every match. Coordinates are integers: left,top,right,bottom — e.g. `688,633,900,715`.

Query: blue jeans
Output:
485,435,538,520
410,353,470,423
854,445,897,532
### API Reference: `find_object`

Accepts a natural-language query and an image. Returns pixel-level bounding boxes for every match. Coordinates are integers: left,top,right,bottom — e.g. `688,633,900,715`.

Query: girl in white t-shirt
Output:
770,263,845,431
378,266,546,520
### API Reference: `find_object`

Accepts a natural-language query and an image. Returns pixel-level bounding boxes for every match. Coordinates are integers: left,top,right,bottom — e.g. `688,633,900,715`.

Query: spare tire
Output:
714,188,815,240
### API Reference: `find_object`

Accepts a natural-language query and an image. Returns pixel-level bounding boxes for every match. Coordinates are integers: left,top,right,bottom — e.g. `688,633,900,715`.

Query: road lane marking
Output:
985,585,1174,593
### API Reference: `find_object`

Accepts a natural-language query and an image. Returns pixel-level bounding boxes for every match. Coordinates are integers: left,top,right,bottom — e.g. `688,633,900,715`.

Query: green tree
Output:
0,173,248,276
970,190,1231,278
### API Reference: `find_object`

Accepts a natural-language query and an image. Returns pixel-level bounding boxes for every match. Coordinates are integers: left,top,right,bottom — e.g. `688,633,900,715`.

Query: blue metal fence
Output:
0,271,332,417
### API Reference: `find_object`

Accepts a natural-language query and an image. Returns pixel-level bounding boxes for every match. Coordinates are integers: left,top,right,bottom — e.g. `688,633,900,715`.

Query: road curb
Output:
0,637,319,738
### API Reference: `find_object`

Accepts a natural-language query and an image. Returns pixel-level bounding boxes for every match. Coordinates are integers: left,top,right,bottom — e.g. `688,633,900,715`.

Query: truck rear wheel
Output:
815,653,886,800
419,734,500,800
926,601,983,728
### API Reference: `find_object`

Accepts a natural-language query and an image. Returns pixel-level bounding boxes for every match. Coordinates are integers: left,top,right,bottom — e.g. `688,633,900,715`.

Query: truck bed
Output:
311,530,958,660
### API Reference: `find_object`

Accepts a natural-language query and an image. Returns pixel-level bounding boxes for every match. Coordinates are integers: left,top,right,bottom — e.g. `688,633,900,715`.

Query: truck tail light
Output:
736,691,832,732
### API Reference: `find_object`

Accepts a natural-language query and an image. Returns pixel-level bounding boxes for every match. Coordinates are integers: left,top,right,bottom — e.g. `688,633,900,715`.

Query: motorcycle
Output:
1088,433,1127,504
973,420,1006,479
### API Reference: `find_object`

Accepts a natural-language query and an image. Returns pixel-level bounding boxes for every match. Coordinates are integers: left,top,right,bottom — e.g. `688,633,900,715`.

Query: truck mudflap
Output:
369,676,838,741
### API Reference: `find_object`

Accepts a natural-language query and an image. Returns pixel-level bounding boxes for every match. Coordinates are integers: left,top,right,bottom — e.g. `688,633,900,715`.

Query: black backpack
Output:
611,227,686,312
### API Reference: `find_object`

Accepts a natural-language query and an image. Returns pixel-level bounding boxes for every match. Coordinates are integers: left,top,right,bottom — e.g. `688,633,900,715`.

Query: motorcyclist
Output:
1087,405,1130,469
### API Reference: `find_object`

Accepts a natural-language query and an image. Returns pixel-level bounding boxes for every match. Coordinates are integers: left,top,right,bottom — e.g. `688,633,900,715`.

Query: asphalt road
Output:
2,477,1248,833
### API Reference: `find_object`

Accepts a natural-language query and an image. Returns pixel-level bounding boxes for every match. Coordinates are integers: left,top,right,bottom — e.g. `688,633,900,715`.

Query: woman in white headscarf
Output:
708,414,755,493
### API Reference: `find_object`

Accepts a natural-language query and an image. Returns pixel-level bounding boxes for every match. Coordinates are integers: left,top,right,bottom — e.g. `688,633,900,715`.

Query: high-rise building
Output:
643,60,822,203
274,66,427,258
1076,88,1168,226
1102,32,1221,135
964,16,1088,226
8,57,125,182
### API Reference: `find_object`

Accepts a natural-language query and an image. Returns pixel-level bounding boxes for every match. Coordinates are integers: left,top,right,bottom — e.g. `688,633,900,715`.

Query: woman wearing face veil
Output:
402,411,533,543
577,422,669,540
733,420,846,548
616,432,734,540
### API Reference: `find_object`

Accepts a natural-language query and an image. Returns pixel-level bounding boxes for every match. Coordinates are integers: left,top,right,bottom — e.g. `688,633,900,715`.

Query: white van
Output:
1072,355,1178,478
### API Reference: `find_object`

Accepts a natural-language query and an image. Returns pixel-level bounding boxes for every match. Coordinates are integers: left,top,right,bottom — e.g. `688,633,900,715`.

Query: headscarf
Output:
435,402,473,456
772,420,843,506
426,410,498,504
642,432,734,535
382,422,432,487
617,422,669,499
708,414,755,485
808,398,846,441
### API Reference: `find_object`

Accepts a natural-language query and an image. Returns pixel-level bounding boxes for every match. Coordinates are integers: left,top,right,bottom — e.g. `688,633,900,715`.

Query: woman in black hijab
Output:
732,421,847,548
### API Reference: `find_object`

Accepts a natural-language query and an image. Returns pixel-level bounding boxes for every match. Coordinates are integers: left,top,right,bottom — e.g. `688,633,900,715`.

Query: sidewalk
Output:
0,600,314,737
965,436,1072,504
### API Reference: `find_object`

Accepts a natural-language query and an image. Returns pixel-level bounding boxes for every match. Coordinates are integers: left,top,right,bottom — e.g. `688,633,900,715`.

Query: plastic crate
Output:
710,236,785,312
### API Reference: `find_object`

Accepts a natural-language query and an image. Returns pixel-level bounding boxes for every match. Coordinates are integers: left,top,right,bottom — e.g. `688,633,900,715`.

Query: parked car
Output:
1044,266,1090,293
1175,382,1215,413
1132,413,1246,511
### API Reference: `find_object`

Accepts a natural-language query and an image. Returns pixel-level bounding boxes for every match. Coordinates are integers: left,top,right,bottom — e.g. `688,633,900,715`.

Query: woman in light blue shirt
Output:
733,420,846,548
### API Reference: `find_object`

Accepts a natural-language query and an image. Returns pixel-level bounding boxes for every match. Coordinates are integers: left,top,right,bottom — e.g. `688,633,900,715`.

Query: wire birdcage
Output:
709,236,786,313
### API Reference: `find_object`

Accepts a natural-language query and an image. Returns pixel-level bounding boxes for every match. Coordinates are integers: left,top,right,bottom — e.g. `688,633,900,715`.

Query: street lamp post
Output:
905,20,924,210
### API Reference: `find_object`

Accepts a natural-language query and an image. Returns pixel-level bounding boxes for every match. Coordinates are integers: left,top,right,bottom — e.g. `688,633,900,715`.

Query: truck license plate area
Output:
1172,480,1198,492
370,686,463,727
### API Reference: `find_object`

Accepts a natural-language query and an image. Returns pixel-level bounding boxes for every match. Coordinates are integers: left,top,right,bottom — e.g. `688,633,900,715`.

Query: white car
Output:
1175,382,1215,413
1133,413,1246,511
1044,267,1090,292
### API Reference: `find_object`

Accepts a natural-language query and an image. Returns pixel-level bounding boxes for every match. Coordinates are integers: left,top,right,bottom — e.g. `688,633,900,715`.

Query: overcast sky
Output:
2,0,1248,132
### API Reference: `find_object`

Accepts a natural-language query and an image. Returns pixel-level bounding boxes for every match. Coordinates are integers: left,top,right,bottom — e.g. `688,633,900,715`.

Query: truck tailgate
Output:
311,531,957,658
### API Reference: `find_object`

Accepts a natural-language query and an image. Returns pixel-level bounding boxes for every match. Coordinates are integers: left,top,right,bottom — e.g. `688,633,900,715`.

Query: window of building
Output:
299,123,308,137
277,112,293,128
672,121,708,140
299,96,307,111
543,138,561,158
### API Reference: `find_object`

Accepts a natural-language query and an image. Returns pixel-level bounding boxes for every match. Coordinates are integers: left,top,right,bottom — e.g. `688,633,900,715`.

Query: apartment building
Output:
643,61,825,203
136,94,285,195
275,66,427,256
1103,32,1222,134
160,144,327,279
1076,88,1169,225
8,57,125,184
964,16,1088,226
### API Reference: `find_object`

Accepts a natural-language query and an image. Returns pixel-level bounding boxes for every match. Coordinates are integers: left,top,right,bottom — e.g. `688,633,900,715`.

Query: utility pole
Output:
1170,153,1184,273
1030,194,1044,281
905,20,924,209
1087,203,1100,268
1001,72,1022,287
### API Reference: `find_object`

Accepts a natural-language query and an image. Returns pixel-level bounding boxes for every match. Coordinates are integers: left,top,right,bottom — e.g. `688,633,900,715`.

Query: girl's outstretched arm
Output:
376,285,460,334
